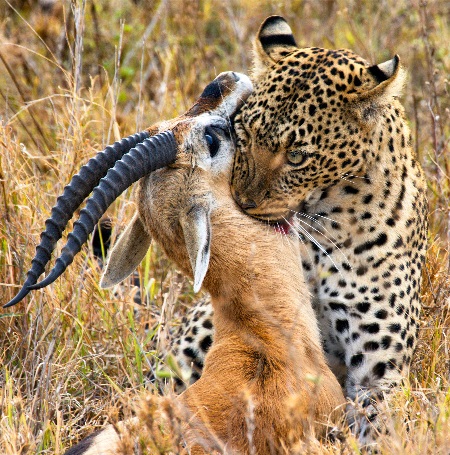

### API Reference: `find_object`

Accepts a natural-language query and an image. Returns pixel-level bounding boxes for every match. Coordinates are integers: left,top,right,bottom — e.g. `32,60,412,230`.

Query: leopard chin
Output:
238,209,295,235
242,199,306,223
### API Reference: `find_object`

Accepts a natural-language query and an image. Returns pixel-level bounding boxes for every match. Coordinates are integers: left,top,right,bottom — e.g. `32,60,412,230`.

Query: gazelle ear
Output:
180,205,212,293
252,16,298,78
100,212,152,288
350,55,406,125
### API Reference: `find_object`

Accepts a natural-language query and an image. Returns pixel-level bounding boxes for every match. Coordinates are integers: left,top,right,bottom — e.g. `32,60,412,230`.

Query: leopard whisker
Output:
293,228,317,271
294,217,352,272
283,216,346,278
288,211,352,271
291,210,343,235
307,212,344,228
293,210,339,233
340,173,371,182
293,208,355,231
291,209,345,242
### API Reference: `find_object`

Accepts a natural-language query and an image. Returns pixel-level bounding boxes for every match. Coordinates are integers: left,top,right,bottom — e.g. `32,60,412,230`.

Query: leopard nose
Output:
241,200,257,210
233,190,257,210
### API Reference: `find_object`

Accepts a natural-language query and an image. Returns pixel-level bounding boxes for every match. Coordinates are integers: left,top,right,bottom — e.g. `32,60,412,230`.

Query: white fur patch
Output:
259,18,293,39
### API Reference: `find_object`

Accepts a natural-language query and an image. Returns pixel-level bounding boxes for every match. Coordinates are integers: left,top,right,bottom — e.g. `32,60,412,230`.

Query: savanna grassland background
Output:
0,0,449,453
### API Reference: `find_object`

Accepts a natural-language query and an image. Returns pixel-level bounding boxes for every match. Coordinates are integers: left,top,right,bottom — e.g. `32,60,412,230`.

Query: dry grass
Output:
0,0,449,453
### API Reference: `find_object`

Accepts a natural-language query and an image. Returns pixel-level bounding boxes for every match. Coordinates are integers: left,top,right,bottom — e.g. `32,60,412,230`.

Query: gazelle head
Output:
5,72,253,307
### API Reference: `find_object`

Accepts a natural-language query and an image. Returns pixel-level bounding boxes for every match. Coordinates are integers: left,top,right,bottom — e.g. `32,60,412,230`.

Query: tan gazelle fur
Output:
65,72,345,455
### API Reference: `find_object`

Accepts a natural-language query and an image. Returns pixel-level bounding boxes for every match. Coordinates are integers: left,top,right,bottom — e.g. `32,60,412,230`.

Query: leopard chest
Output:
295,169,427,372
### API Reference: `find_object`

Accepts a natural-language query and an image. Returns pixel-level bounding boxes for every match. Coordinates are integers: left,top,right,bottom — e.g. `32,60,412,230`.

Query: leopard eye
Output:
287,149,311,166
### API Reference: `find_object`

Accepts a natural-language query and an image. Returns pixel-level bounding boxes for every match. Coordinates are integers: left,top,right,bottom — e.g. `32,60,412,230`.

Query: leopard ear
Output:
365,55,405,100
350,55,406,125
252,16,298,78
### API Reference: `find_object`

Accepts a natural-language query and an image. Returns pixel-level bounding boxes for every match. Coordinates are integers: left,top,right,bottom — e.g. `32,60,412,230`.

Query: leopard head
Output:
231,15,406,224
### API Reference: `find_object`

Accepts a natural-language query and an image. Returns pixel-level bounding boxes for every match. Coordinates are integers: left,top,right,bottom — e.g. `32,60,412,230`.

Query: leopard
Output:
228,15,428,447
161,14,428,448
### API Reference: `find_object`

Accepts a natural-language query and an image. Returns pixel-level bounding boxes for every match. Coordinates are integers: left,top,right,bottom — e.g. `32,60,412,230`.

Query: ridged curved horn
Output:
4,131,150,308
26,130,177,292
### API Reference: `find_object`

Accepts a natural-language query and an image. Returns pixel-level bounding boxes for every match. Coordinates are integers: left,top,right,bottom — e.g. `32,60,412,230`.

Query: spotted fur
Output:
167,15,428,449
229,15,428,446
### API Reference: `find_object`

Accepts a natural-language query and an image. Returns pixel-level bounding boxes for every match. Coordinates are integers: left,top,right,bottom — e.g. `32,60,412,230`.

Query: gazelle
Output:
6,72,345,454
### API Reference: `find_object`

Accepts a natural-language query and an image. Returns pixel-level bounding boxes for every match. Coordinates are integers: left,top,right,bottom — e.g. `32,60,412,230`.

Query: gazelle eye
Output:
287,149,311,166
205,127,220,158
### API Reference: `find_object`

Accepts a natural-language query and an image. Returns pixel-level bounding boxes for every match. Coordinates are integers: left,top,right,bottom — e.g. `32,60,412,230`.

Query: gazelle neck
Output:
203,194,322,364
